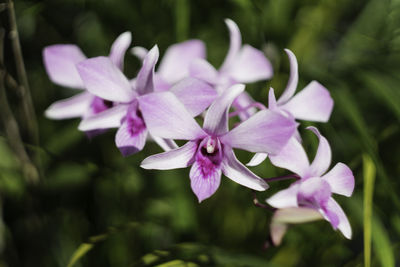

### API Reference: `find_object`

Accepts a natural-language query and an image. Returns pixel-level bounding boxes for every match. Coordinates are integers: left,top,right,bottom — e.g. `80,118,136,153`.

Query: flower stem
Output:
263,174,300,183
252,191,276,212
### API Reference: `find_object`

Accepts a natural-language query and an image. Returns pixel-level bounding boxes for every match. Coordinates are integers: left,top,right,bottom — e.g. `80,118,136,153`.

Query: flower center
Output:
90,97,114,114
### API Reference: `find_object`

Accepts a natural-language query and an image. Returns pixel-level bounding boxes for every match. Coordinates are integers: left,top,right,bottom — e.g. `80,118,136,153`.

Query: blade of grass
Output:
363,154,376,267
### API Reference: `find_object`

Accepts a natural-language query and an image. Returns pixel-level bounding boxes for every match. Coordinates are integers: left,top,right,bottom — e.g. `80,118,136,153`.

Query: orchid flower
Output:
139,84,297,202
189,19,273,120
266,127,354,245
76,46,217,156
247,49,334,166
131,40,206,91
43,32,132,121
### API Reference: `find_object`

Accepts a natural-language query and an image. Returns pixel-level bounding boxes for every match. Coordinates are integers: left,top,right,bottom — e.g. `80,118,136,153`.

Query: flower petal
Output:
170,77,217,116
115,119,148,157
203,84,245,135
298,177,332,207
136,45,159,95
189,58,219,84
322,163,354,197
232,91,257,121
138,92,206,140
228,45,273,83
268,87,278,110
277,49,298,105
308,127,332,177
109,31,132,70
247,153,268,167
268,137,310,177
141,141,197,170
77,56,135,102
158,40,206,84
45,92,92,119
130,46,148,61
190,159,222,202
150,135,178,151
220,19,242,71
220,109,296,154
280,81,334,122
323,198,352,239
222,148,269,191
267,184,300,209
78,104,129,131
43,44,86,89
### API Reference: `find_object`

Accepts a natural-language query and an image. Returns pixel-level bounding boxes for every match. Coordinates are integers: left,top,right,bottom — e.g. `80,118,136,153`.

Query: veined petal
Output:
190,159,222,202
220,19,242,71
130,46,148,61
280,81,334,122
109,31,132,70
45,91,92,119
268,137,310,177
323,198,352,239
308,127,332,177
138,92,206,140
220,109,296,154
136,45,159,95
247,153,268,167
228,45,273,83
158,40,206,84
115,118,148,157
170,78,217,116
43,44,86,89
222,148,268,191
189,58,219,84
141,141,197,170
277,49,298,105
78,104,129,131
267,184,300,209
322,163,354,197
77,56,135,102
203,84,245,135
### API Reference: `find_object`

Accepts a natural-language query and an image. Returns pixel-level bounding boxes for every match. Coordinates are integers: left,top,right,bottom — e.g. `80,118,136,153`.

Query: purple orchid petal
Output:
246,153,268,167
115,105,148,156
170,77,217,116
138,92,206,140
43,44,86,89
136,45,158,96
268,87,278,110
270,207,323,246
228,45,273,83
268,137,310,177
77,56,136,102
45,91,92,119
109,31,132,70
190,160,222,203
220,19,242,71
203,84,245,136
297,177,332,208
322,163,355,197
189,58,219,84
141,141,197,170
280,81,334,122
267,184,300,209
323,198,352,239
277,49,299,105
221,148,268,191
130,46,148,61
78,104,129,131
220,109,296,154
154,75,171,92
149,134,178,151
307,127,332,177
232,91,256,121
158,40,206,84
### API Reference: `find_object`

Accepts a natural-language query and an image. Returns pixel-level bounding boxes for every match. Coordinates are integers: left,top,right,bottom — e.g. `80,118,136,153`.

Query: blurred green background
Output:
0,0,399,266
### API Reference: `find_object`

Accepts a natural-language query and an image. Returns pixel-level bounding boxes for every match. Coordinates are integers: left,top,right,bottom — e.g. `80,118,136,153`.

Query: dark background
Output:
0,0,399,266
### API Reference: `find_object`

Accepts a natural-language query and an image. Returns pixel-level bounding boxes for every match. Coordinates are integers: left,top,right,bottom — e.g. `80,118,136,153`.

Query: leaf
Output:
363,154,376,267
66,243,93,267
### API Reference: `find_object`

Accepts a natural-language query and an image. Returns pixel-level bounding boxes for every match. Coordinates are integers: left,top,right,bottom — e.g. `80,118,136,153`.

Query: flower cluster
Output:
43,19,354,245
